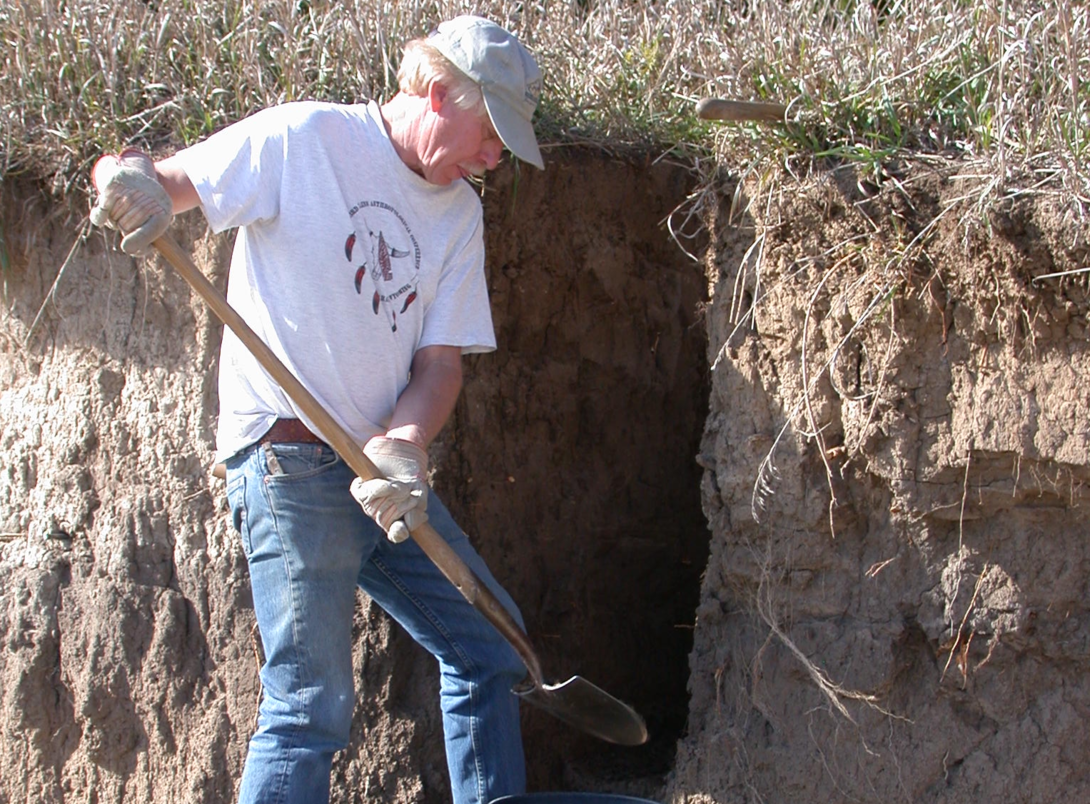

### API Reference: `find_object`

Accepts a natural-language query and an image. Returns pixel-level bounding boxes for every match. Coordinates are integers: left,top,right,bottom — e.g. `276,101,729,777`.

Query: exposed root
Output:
743,176,970,523
750,276,899,522
1031,266,1090,285
748,545,896,726
800,251,856,536
940,564,988,688
665,174,718,264
24,217,90,348
758,597,888,725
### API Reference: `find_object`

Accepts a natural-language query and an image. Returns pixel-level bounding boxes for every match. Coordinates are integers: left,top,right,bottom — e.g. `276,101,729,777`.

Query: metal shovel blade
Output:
516,676,649,746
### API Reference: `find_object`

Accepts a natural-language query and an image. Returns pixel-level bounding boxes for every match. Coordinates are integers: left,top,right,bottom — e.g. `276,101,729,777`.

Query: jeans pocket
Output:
263,443,340,482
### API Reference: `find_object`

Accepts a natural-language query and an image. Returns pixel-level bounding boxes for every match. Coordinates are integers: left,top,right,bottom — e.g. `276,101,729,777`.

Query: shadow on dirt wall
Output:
436,152,714,793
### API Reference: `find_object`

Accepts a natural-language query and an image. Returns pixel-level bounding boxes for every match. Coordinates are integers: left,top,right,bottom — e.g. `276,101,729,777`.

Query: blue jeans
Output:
224,441,527,804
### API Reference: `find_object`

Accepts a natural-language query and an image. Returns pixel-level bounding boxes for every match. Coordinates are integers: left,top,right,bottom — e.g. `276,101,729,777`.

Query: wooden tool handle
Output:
696,98,787,122
152,233,546,686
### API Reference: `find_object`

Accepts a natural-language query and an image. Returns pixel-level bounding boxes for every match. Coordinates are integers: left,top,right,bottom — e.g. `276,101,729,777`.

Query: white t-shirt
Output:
175,101,496,461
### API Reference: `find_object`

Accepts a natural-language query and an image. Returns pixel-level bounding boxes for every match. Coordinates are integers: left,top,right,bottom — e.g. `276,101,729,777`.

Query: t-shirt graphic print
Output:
345,199,422,332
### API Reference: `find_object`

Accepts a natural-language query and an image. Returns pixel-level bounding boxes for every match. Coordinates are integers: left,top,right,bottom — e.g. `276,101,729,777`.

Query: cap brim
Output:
483,88,544,170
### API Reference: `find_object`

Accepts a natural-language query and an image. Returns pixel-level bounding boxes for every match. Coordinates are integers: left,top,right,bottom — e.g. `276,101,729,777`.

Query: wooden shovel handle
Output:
152,233,546,686
696,98,787,122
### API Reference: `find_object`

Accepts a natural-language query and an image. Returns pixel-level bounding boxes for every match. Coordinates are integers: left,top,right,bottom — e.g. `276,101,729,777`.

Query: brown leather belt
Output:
210,418,325,480
260,418,326,445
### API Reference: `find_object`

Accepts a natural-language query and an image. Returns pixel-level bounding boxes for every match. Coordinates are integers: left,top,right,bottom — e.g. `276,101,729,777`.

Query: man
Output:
89,16,544,804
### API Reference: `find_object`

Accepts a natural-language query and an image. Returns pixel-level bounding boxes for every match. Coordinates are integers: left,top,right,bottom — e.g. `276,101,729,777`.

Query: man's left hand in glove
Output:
351,436,429,543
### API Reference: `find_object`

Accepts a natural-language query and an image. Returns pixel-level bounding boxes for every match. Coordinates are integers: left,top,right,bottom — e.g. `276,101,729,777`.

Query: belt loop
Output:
262,441,284,475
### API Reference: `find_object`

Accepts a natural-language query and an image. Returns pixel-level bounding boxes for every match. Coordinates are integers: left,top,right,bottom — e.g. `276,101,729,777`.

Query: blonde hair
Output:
398,39,486,114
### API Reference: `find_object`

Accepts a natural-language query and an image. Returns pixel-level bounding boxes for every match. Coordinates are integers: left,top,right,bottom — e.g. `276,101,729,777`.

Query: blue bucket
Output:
491,794,659,804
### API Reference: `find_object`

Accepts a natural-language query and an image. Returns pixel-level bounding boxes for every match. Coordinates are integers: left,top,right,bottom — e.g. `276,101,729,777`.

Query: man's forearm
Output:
155,155,202,216
386,345,464,449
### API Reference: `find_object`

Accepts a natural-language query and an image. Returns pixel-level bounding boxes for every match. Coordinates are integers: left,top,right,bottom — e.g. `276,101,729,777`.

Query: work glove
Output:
350,437,429,543
90,149,173,256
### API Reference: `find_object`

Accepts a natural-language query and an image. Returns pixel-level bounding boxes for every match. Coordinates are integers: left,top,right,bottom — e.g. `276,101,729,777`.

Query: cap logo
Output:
525,77,541,107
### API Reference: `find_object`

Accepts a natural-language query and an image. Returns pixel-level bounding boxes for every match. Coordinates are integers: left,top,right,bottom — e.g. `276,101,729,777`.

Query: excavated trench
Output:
0,151,710,802
452,153,710,794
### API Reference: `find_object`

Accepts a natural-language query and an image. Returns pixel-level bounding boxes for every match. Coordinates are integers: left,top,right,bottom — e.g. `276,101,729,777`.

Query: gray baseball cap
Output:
429,16,545,170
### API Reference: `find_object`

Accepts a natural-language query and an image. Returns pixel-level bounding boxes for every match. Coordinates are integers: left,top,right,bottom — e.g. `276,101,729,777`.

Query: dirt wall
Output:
669,166,1090,803
5,147,1086,804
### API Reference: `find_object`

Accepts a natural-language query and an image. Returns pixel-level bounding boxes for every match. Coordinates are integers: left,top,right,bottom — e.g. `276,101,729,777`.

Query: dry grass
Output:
0,0,1086,207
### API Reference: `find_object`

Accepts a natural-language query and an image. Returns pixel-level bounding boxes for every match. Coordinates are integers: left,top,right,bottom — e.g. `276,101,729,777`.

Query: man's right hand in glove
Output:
350,436,430,544
90,149,173,256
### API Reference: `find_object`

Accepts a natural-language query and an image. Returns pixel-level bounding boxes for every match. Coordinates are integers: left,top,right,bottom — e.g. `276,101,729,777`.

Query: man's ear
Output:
427,80,448,113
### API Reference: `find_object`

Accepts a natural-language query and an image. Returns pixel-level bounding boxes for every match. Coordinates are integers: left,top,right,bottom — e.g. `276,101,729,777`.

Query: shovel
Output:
151,233,649,747
696,98,788,123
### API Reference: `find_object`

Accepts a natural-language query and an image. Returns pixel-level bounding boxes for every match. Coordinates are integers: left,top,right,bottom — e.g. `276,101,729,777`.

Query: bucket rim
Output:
490,793,660,804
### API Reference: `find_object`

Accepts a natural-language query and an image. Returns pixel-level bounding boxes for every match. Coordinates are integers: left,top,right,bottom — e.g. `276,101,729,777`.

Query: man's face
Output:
417,83,505,186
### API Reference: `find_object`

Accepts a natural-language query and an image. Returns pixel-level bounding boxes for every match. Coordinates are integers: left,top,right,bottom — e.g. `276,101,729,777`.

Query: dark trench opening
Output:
437,152,711,796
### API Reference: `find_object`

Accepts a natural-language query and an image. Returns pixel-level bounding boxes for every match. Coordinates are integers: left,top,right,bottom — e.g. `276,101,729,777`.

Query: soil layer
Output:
669,164,1090,804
